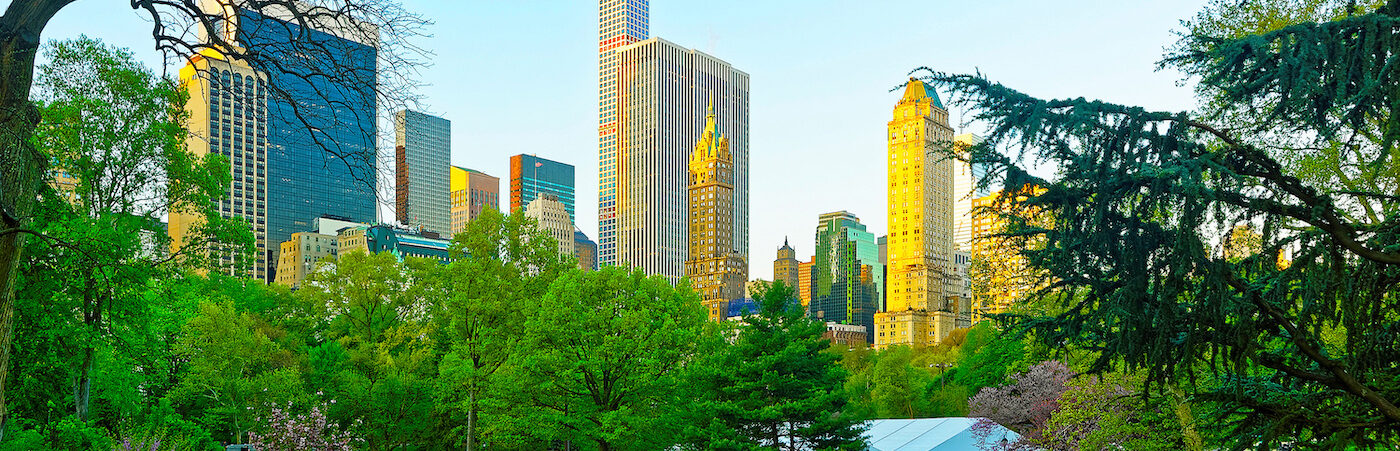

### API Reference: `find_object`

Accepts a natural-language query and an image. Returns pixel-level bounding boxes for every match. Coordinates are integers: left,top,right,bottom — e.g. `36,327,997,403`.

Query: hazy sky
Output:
39,0,1209,280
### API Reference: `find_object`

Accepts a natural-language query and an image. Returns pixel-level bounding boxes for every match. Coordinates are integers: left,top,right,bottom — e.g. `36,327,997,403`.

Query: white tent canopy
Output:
863,417,1020,450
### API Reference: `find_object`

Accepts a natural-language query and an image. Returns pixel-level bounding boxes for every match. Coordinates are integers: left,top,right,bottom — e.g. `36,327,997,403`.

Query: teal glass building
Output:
810,211,880,342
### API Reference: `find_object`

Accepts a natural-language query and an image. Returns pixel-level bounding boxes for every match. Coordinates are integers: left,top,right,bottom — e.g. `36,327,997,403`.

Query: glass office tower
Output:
810,211,879,343
396,110,452,236
232,7,380,281
510,154,575,223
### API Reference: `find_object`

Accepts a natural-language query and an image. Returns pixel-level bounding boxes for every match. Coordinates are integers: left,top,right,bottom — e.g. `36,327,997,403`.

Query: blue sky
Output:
39,0,1209,279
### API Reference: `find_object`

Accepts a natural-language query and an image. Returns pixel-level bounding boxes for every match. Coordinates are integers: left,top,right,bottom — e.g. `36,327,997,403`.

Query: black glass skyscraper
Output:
232,9,379,280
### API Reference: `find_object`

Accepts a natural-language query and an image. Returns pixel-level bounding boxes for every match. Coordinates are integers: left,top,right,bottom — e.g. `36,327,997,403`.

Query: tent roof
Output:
863,417,1019,450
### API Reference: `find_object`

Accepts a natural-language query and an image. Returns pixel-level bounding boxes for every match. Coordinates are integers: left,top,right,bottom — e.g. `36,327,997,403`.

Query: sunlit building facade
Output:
170,50,269,279
274,231,337,288
809,211,879,343
597,0,750,282
450,166,499,234
395,110,451,236
686,106,747,321
524,194,576,259
798,258,814,308
598,0,649,270
970,186,1049,318
774,238,800,291
876,79,965,348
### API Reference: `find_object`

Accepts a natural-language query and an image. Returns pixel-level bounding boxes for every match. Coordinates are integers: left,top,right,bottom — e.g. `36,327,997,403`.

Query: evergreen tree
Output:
685,281,865,450
918,0,1400,445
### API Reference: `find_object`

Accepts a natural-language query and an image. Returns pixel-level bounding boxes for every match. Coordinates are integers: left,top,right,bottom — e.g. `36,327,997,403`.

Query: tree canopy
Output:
918,1,1400,446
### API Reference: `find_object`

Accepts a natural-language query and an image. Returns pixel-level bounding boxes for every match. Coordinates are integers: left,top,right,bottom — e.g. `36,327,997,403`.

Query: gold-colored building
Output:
450,166,500,235
685,104,748,322
773,238,800,292
274,231,338,288
798,258,814,308
969,186,1049,317
875,78,964,349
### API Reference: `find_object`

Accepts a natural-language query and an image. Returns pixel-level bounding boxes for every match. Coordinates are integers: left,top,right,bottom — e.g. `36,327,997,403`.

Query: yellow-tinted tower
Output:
686,104,747,321
875,78,962,348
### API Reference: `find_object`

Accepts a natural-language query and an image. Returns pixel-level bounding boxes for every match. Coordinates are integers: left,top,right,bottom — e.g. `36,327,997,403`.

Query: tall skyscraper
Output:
876,78,964,348
510,154,576,223
450,166,500,234
774,238,800,291
524,194,576,259
395,110,452,236
170,50,269,278
686,106,747,321
598,0,648,269
597,0,750,282
238,5,379,281
810,211,879,343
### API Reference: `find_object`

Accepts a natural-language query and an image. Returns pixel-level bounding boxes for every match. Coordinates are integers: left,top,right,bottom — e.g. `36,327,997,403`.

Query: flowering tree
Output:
249,401,358,451
968,360,1073,439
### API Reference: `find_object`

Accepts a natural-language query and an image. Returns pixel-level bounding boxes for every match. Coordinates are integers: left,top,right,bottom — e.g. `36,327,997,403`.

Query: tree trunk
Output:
466,388,476,451
1168,384,1202,451
0,0,79,438
73,346,93,420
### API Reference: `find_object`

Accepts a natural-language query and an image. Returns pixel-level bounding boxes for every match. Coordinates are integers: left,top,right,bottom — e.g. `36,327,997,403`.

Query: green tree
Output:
173,299,303,444
919,0,1400,445
434,207,572,449
295,250,439,450
0,1,426,434
2,38,242,446
503,266,705,450
686,281,865,450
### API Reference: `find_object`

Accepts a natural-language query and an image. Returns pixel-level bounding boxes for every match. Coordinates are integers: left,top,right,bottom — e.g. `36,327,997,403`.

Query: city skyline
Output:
49,1,1210,281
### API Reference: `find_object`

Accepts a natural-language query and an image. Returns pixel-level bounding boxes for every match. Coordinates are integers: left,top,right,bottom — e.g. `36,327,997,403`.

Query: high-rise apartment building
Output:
170,50,269,279
510,154,575,224
597,0,750,282
574,230,598,271
524,194,575,259
810,211,879,343
686,107,747,321
172,4,380,282
774,238,800,291
876,79,965,348
450,166,499,234
395,110,452,236
798,258,814,308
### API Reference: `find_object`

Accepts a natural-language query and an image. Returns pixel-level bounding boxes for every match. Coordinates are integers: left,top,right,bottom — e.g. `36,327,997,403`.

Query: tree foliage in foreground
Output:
684,281,866,450
919,1,1400,446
